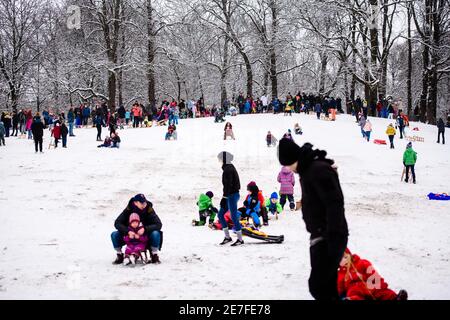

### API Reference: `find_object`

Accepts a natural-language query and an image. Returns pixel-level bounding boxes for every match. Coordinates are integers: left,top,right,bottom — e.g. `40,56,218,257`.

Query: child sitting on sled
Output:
265,192,282,220
97,136,112,148
192,191,218,227
238,181,268,228
165,124,177,140
337,248,408,300
266,131,278,147
123,213,148,265
294,123,303,135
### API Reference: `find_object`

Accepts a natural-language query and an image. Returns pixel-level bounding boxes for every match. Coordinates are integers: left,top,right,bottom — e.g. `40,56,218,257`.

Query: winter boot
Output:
123,256,132,266
151,253,161,264
112,253,124,265
396,290,408,300
219,237,233,245
231,239,244,247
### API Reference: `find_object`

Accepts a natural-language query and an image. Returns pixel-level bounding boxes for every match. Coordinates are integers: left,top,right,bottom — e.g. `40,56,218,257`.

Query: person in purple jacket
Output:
123,213,149,265
277,166,296,211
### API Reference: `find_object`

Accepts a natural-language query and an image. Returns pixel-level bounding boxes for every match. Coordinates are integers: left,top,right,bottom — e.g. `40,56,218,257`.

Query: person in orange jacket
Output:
337,248,408,300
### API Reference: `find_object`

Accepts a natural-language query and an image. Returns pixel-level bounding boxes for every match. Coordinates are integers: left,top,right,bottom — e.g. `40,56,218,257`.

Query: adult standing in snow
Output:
315,102,322,120
396,113,405,139
111,194,163,264
0,120,5,146
61,122,68,148
278,138,348,300
67,108,75,136
94,114,103,141
403,142,417,184
437,118,445,144
217,151,244,246
358,115,366,139
12,111,19,136
31,114,45,153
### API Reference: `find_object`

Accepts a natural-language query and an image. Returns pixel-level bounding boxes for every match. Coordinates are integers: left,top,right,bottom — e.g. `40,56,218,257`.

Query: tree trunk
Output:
269,0,278,99
220,35,230,107
407,2,412,118
318,50,328,95
147,0,156,107
368,0,379,116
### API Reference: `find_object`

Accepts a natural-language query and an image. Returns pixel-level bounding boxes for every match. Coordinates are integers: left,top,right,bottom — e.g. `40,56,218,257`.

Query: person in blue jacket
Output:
67,108,75,136
82,106,91,126
272,98,280,114
238,181,262,229
315,102,322,119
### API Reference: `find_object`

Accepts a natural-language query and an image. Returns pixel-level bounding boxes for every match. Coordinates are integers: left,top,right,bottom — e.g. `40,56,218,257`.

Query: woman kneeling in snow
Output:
337,248,408,300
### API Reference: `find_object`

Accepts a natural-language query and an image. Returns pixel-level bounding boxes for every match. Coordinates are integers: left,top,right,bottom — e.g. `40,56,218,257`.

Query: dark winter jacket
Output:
0,121,5,136
31,120,45,139
222,163,241,197
114,200,162,236
12,113,19,126
297,145,348,241
61,124,68,137
438,119,445,132
118,106,126,118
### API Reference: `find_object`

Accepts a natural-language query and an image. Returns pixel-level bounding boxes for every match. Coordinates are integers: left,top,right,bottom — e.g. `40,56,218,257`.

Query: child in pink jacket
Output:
123,213,148,265
277,166,295,210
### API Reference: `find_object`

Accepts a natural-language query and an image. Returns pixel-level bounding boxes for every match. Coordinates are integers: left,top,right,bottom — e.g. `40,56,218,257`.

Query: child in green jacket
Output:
265,192,283,220
403,142,417,184
192,191,218,226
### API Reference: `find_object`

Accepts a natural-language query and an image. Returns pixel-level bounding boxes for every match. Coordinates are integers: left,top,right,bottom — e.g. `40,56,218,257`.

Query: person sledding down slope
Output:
111,194,163,264
238,181,269,227
192,191,218,227
123,213,149,265
338,248,408,300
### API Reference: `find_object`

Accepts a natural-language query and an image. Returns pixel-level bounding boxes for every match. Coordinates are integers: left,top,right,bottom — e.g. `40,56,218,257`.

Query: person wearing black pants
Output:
280,194,295,210
94,115,103,141
437,118,445,144
31,117,45,153
278,138,349,300
12,112,19,136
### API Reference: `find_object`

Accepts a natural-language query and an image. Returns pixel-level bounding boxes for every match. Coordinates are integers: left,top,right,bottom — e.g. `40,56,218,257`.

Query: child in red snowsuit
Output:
337,248,408,300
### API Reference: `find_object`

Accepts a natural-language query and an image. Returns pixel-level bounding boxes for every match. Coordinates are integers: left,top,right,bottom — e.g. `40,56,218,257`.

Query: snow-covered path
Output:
0,113,449,299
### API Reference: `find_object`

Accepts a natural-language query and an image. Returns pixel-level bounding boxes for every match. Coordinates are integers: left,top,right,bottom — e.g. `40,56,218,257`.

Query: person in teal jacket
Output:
403,142,417,184
192,191,218,226
265,192,283,220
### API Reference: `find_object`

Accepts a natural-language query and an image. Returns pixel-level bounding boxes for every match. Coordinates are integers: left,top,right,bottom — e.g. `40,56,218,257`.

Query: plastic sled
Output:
374,139,387,145
427,193,450,201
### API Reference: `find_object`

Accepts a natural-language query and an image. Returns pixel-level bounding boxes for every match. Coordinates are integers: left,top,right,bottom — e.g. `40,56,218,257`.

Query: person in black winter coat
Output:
111,194,163,264
61,123,69,148
2,112,11,137
31,116,45,153
12,111,19,136
437,118,445,144
217,151,243,246
278,138,348,301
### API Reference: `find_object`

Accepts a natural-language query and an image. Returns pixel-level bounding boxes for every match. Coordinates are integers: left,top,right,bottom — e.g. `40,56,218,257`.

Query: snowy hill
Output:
0,113,449,299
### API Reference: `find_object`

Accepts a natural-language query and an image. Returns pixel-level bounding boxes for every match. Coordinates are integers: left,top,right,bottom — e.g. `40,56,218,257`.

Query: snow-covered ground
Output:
0,112,449,299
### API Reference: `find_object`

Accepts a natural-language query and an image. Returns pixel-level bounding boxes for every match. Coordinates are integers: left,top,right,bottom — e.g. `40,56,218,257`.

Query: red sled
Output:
413,127,419,131
374,139,387,145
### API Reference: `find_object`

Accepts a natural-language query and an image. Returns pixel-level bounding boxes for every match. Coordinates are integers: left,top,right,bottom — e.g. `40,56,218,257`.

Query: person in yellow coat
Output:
386,123,396,149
